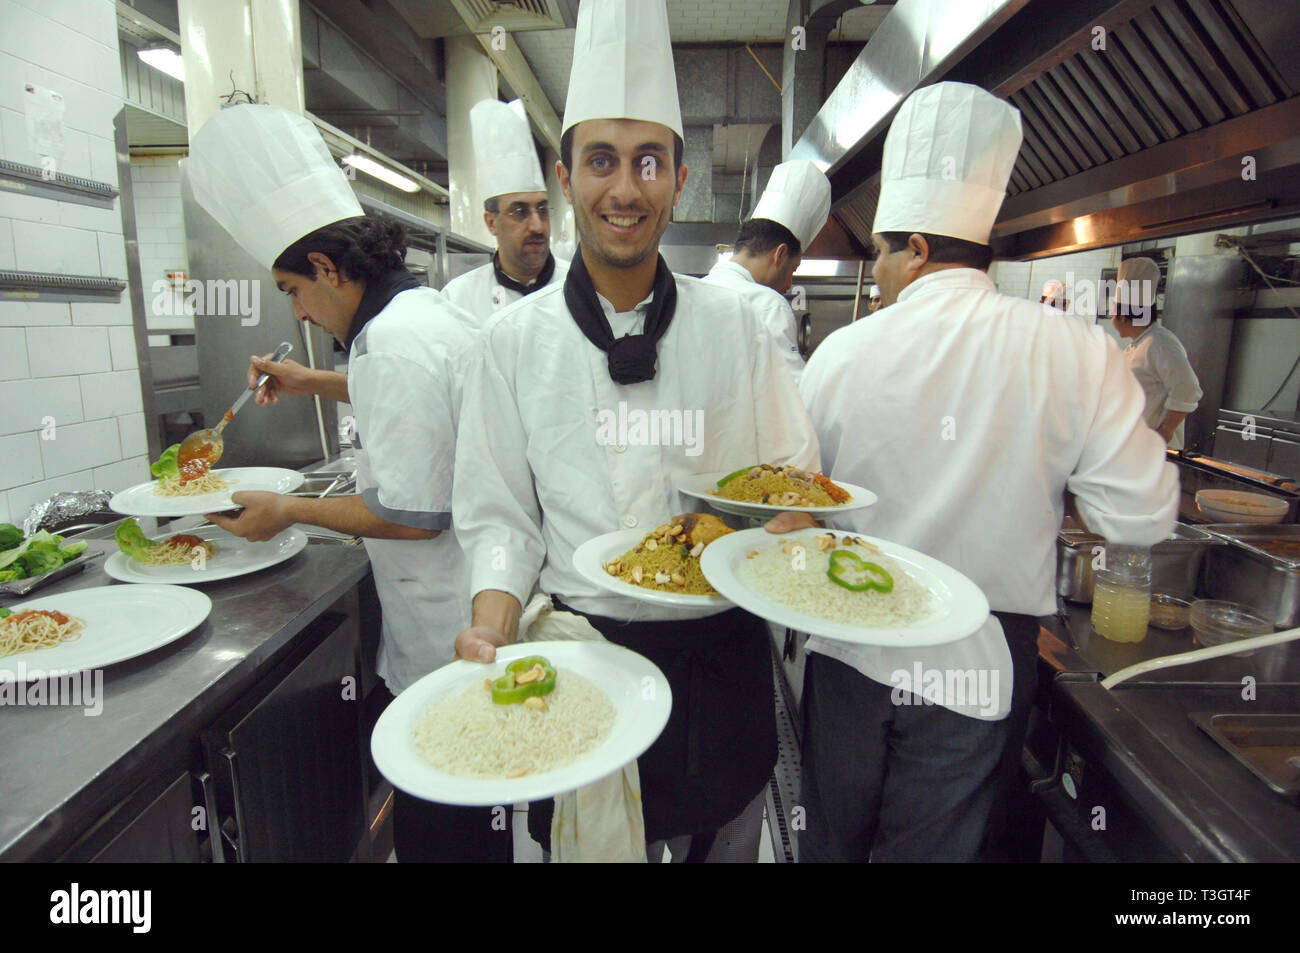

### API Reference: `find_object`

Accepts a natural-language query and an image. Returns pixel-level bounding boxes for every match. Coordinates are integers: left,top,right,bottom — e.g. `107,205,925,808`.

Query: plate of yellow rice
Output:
676,466,877,518
573,514,735,607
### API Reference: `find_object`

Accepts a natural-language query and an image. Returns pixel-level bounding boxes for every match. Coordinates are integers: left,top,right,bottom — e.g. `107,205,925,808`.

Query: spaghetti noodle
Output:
141,535,219,567
0,609,86,659
154,471,233,497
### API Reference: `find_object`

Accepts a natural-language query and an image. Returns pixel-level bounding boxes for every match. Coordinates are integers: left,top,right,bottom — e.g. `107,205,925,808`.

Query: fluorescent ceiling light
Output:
342,154,419,193
138,47,184,82
793,258,843,277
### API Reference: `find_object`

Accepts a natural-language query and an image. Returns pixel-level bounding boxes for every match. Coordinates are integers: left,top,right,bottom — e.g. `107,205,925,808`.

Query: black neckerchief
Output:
493,250,555,295
344,265,422,351
563,247,677,385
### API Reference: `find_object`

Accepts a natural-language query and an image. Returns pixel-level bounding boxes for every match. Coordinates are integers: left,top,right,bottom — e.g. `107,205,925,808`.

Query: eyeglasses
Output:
500,203,549,223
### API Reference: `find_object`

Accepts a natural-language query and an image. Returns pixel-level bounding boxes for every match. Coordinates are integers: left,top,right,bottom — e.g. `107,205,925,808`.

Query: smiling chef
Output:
450,0,820,862
782,81,1179,862
183,104,504,862
440,98,568,317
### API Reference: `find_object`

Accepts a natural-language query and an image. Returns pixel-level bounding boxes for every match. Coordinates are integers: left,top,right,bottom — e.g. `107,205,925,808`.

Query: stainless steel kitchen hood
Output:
798,0,1300,259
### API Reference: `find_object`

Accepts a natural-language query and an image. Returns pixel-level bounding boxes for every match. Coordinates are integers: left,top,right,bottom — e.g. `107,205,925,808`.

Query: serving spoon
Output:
177,341,292,477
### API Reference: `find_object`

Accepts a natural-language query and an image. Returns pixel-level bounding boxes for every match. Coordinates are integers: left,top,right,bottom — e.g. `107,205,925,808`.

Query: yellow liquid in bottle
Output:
1092,578,1150,643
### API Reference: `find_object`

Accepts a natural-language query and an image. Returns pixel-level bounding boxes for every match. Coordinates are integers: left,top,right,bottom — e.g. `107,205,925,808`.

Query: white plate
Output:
0,584,211,682
108,467,306,517
701,529,989,647
572,528,731,608
675,470,878,518
103,526,307,585
372,641,672,806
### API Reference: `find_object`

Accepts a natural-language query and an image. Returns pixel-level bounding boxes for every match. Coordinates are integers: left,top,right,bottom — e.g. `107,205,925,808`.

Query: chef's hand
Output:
249,354,314,405
455,626,509,663
764,511,820,534
205,491,293,542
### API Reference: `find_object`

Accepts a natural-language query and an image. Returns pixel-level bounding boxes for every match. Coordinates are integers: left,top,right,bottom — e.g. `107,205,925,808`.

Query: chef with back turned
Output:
703,160,831,382
775,82,1179,861
451,0,819,862
440,98,568,317
184,104,506,863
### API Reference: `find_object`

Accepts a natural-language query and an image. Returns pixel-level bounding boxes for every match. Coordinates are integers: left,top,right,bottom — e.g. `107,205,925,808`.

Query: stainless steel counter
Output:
1034,603,1300,861
0,500,371,860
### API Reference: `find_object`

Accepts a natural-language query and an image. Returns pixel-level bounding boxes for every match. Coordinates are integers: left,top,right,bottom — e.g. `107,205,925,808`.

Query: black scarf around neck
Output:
563,247,677,385
344,265,421,351
493,251,555,295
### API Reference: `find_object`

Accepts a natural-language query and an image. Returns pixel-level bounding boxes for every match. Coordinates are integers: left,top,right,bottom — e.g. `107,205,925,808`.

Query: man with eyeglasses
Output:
441,99,569,317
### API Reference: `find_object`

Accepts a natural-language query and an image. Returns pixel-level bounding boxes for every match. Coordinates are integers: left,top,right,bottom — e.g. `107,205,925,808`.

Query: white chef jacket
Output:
453,275,820,623
439,256,569,320
800,268,1179,720
703,258,804,383
1123,323,1202,450
348,286,480,693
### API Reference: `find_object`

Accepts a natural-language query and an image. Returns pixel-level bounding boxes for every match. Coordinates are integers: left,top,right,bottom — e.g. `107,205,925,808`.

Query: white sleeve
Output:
799,342,839,475
748,297,820,471
1149,330,1202,413
351,351,456,529
451,328,546,605
756,289,805,383
1067,334,1180,546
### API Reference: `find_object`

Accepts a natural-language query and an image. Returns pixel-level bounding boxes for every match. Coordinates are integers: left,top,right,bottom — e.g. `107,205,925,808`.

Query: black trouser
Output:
380,687,514,863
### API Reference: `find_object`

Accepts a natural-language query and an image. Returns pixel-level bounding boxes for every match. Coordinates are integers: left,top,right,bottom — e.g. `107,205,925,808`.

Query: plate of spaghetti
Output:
108,447,305,517
0,584,211,682
104,520,307,584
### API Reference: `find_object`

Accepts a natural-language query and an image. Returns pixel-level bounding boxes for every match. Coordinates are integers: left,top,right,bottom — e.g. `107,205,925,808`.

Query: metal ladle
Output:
177,341,292,474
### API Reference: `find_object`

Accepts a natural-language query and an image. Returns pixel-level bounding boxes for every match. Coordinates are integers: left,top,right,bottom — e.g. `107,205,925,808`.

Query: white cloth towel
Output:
517,594,647,863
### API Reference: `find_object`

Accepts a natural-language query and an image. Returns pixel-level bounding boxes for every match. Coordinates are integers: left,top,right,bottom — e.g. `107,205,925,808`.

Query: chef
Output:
783,82,1179,861
440,98,568,316
184,104,505,863
1111,256,1203,448
451,0,819,862
703,160,831,381
1040,278,1069,311
867,284,882,313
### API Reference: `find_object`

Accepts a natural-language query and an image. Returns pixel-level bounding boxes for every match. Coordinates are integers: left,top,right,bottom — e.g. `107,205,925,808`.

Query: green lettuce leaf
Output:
151,444,181,481
115,519,161,564
0,523,22,551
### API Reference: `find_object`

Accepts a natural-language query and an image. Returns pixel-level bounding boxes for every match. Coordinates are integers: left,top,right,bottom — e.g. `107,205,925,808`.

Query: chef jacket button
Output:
622,515,638,528
614,443,628,453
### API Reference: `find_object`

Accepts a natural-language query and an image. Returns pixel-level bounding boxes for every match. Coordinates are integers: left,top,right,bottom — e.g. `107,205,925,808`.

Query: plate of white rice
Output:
371,641,672,806
700,529,989,647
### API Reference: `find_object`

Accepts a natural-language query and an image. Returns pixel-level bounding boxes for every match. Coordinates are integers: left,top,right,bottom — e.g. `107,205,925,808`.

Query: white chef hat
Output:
1116,257,1161,309
1041,279,1066,299
751,160,832,250
872,82,1022,244
472,99,546,206
561,0,683,140
869,284,881,297
184,104,363,270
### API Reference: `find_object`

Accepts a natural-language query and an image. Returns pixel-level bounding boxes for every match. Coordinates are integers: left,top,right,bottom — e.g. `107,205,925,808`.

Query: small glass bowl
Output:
1149,593,1192,630
1189,599,1273,656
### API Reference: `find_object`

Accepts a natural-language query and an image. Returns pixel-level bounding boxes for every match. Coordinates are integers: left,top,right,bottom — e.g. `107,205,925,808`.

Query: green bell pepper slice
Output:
716,465,760,488
491,655,557,705
827,549,894,593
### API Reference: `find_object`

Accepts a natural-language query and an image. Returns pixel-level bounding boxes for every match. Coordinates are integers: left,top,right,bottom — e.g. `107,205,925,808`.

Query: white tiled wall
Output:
0,0,150,527
991,246,1121,329
130,154,193,332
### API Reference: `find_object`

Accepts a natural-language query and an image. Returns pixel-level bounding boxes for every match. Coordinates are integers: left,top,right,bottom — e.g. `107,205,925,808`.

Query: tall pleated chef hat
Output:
561,0,683,139
1042,279,1066,299
872,82,1022,244
183,104,363,270
1116,257,1161,309
751,160,832,250
472,99,546,205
